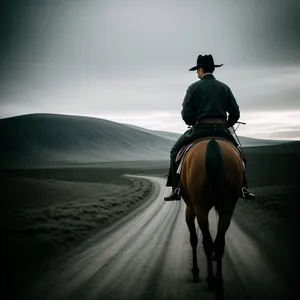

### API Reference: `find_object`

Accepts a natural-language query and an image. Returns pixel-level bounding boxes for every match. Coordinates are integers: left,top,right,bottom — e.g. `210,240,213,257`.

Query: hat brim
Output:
189,64,224,71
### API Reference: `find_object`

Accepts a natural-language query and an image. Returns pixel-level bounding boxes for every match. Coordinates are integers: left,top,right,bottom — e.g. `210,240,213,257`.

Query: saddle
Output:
176,137,244,175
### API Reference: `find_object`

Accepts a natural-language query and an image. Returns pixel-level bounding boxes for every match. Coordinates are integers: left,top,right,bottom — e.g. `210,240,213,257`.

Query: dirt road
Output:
31,176,292,300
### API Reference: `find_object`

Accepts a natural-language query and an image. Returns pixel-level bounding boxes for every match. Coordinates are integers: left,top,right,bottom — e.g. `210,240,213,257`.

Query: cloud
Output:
92,109,300,141
2,66,299,114
220,66,300,111
1,0,300,140
269,130,300,139
236,111,300,140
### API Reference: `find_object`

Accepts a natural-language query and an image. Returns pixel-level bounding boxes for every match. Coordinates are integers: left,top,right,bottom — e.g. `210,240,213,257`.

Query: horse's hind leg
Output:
214,210,234,297
185,205,199,281
195,206,214,291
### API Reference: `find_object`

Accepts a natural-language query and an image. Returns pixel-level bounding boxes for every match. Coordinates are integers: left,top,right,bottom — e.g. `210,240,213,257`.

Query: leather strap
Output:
196,118,226,124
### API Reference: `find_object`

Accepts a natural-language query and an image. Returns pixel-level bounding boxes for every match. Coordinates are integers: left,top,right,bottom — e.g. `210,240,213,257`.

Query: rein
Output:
228,121,246,156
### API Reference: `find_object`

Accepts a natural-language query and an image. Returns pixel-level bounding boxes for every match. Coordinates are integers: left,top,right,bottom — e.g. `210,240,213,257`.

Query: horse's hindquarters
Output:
180,138,243,205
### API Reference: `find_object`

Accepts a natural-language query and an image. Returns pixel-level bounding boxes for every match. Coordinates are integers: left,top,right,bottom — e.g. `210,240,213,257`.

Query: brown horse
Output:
180,137,243,297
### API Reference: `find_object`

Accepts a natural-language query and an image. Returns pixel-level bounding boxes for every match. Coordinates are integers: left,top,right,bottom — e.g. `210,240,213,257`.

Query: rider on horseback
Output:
164,54,256,201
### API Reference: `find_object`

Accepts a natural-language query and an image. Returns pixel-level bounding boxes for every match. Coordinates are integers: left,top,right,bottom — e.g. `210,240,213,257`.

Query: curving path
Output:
35,176,291,300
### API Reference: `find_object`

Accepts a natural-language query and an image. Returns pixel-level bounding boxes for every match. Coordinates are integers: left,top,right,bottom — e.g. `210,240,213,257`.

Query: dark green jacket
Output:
181,74,240,127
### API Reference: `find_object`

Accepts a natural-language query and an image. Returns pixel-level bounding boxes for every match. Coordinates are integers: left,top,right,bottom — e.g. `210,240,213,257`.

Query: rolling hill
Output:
122,123,288,147
0,113,293,169
0,114,174,168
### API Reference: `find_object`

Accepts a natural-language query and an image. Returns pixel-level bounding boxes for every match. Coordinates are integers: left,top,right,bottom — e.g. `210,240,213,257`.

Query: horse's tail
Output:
205,138,224,214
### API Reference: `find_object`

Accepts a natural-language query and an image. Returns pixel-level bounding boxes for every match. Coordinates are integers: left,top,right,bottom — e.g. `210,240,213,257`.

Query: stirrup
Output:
241,187,256,199
175,187,180,198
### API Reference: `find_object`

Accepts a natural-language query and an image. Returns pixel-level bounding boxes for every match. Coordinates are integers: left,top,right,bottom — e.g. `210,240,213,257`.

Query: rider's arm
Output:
181,86,196,126
227,87,240,127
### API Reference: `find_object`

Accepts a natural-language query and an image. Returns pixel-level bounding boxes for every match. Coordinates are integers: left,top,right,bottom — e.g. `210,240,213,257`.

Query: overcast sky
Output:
1,0,300,139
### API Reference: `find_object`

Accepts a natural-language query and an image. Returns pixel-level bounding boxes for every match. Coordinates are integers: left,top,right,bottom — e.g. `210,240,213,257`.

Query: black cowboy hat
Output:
189,54,223,71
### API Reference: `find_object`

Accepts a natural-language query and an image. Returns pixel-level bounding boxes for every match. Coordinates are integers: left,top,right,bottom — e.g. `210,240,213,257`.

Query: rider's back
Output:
181,74,240,125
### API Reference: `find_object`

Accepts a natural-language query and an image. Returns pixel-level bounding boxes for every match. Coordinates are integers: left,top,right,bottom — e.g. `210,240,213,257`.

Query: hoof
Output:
215,279,224,299
215,288,224,300
206,276,216,293
192,274,200,282
191,267,199,276
216,277,224,286
191,267,200,282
